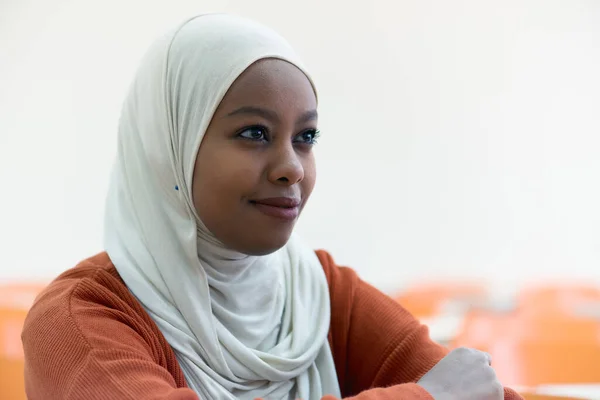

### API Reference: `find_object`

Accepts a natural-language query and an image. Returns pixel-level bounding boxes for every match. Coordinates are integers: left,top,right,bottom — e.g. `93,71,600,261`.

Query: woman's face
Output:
192,59,318,256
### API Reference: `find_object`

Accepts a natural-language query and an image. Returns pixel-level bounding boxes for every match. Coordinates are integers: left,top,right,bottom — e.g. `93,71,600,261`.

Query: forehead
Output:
215,58,317,114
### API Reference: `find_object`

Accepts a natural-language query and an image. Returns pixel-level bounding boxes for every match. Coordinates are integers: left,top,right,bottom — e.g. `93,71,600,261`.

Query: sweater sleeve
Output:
316,250,523,400
21,271,199,400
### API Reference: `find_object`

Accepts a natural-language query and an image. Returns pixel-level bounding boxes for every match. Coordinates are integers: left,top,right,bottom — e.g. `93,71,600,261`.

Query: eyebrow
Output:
225,106,318,124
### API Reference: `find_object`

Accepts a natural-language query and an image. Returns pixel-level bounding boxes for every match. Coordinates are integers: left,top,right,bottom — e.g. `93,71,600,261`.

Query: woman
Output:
22,14,522,400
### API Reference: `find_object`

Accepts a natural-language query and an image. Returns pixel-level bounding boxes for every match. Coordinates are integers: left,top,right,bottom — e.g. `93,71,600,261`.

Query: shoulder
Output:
22,254,191,398
24,252,129,327
24,252,114,327
22,252,154,354
315,249,359,284
315,249,360,296
314,249,362,322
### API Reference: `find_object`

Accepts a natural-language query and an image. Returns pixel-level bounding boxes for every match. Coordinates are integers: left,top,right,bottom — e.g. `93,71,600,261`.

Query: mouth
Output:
249,197,300,221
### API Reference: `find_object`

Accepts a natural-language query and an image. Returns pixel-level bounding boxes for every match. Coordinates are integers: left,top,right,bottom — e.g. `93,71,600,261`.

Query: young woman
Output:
22,14,522,400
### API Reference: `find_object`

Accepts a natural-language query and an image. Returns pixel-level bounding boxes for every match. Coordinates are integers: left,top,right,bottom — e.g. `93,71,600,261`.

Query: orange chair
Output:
489,339,600,387
394,282,487,319
520,394,586,400
511,316,600,343
0,283,47,400
450,283,600,388
485,311,600,386
517,284,600,319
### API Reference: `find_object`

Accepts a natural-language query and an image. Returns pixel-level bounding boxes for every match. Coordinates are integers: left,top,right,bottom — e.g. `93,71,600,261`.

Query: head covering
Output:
103,13,341,400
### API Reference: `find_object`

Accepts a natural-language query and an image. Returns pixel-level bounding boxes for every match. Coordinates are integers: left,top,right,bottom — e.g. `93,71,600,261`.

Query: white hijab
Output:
103,13,341,400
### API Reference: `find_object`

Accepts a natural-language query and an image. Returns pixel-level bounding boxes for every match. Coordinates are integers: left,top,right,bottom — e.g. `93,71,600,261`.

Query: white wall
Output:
1,0,599,294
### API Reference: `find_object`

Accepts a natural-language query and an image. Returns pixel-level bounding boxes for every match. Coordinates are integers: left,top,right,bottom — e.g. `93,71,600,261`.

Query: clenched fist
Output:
417,347,503,400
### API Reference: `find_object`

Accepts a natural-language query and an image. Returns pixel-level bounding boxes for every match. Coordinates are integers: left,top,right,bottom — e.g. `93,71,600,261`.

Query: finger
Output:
466,347,490,363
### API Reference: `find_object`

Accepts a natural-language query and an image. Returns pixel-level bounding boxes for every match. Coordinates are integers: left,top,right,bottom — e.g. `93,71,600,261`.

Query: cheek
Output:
301,155,317,198
193,149,260,213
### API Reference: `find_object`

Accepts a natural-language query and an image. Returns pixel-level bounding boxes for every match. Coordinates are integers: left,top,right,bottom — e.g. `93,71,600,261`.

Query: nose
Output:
267,144,304,186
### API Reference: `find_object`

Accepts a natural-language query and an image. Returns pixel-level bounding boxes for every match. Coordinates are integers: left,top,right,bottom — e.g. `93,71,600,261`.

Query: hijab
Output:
103,13,341,400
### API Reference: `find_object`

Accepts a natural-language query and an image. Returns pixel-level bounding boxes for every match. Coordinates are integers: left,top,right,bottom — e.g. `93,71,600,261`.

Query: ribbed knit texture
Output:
22,250,523,400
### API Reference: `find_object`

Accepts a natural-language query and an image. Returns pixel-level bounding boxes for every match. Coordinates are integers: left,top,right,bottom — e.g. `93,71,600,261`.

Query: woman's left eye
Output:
294,129,320,145
238,126,268,141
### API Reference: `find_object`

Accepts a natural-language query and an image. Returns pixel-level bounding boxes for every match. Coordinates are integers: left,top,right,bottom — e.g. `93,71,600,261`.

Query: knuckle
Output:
485,365,499,379
453,346,472,356
472,349,490,362
484,351,493,364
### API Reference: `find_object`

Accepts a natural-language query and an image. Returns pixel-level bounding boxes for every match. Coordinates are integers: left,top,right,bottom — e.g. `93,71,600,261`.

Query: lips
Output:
250,197,300,221
252,197,300,208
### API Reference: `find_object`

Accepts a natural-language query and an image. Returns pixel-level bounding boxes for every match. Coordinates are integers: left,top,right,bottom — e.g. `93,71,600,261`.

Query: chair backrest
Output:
394,282,487,318
0,283,47,400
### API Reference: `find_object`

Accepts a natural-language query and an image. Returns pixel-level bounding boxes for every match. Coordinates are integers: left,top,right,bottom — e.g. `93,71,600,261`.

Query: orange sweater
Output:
22,250,522,400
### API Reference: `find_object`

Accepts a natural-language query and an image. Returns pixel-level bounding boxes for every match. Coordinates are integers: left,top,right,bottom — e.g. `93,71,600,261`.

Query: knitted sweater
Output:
22,250,522,400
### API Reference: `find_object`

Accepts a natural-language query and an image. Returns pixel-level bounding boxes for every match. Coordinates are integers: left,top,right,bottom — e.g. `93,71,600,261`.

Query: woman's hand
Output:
417,347,503,400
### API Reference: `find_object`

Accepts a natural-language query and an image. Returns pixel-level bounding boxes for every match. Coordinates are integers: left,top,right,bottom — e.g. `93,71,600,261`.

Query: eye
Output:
238,126,268,141
294,129,320,145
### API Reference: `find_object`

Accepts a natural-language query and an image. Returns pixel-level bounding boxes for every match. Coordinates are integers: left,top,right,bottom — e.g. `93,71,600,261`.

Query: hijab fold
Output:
103,13,341,400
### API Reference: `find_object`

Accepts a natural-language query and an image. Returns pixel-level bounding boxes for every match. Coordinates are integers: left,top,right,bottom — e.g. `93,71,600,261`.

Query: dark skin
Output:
192,58,319,256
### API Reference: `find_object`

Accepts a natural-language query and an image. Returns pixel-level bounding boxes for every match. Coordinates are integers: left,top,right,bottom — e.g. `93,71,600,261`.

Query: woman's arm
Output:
317,250,523,400
21,269,199,400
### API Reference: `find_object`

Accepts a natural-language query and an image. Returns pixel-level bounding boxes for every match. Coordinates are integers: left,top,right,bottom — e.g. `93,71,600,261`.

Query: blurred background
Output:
1,0,600,398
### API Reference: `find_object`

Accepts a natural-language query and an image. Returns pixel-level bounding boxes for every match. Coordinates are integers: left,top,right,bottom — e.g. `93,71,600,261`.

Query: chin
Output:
237,232,293,256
